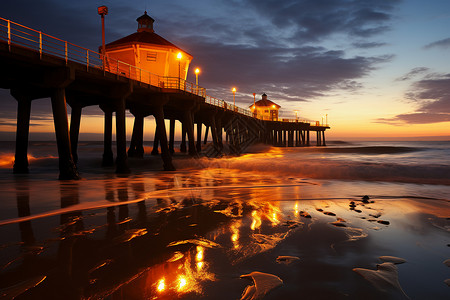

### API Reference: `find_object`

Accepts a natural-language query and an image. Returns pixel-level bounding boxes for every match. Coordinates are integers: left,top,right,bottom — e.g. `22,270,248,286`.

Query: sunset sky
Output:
1,0,449,140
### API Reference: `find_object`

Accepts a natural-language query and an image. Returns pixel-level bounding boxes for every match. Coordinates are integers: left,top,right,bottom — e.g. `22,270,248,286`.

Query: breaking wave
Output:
177,145,450,185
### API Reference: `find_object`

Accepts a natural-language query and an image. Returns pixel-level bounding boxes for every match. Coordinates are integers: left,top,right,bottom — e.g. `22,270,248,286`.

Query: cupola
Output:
137,11,155,33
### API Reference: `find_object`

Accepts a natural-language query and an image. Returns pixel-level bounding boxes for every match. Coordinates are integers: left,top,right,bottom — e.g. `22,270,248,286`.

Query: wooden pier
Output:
0,17,329,179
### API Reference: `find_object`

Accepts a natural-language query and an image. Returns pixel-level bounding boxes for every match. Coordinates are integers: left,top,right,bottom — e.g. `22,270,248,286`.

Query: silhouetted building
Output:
249,93,280,121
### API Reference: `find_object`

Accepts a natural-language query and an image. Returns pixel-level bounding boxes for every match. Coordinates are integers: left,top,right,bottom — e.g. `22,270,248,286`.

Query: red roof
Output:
250,99,281,108
105,31,190,56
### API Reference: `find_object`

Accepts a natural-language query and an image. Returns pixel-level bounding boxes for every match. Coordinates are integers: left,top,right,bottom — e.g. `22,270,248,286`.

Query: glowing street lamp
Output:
97,6,108,70
253,93,256,118
194,68,200,86
326,114,328,126
232,87,236,109
177,52,182,89
294,110,298,121
194,68,200,95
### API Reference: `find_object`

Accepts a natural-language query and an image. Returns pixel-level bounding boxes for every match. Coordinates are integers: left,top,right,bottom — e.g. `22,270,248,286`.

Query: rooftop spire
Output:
136,11,155,33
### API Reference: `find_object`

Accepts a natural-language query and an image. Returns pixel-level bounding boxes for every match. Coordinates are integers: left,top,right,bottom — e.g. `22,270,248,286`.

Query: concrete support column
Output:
204,126,209,144
322,131,326,146
169,119,175,154
115,98,129,174
154,105,175,171
151,127,159,155
307,131,310,146
210,115,219,149
216,116,223,149
128,114,144,158
289,131,294,147
51,88,80,180
180,122,187,153
12,93,31,174
196,122,202,152
101,107,114,166
69,105,82,164
185,112,197,156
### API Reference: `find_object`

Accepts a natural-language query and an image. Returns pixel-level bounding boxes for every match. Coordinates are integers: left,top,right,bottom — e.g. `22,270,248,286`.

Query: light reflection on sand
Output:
0,166,449,299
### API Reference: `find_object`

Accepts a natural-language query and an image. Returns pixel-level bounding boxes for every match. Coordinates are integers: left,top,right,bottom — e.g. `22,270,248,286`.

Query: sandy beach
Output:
0,141,449,299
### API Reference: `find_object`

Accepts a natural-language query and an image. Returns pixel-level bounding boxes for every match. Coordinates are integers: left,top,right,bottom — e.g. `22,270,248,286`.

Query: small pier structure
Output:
0,15,329,179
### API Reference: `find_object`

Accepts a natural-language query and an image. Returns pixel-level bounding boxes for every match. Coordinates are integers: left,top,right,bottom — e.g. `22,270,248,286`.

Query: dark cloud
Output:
1,0,400,128
424,37,450,49
395,67,430,81
0,120,47,127
376,113,450,125
179,37,392,102
377,73,450,124
352,42,388,49
242,0,399,42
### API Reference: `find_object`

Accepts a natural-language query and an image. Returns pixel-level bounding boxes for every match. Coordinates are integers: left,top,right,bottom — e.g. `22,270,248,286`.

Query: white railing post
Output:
7,20,11,51
39,31,42,59
116,61,119,74
65,41,68,65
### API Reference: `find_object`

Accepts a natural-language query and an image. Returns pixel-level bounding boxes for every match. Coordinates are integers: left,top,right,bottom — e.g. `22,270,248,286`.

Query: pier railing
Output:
0,17,328,125
0,17,206,97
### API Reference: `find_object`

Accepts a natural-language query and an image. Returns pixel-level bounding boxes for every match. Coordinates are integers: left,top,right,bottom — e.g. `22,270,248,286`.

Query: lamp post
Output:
195,68,200,95
177,52,182,89
232,87,236,110
294,110,298,122
253,93,256,118
97,6,108,70
326,114,328,126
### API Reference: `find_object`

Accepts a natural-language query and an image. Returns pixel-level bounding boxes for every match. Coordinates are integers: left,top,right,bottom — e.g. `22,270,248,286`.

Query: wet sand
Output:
0,160,449,299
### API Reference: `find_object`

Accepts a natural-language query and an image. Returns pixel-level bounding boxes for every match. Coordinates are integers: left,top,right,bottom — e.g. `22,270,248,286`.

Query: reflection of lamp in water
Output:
230,220,241,249
157,278,165,292
178,275,187,291
250,210,261,230
196,245,204,270
196,246,204,261
294,202,299,217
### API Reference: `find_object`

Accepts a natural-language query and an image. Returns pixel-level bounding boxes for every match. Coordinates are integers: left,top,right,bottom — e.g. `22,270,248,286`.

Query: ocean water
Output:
0,140,449,299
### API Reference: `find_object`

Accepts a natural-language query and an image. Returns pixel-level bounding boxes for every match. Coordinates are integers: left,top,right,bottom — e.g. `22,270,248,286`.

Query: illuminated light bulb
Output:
177,52,182,59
